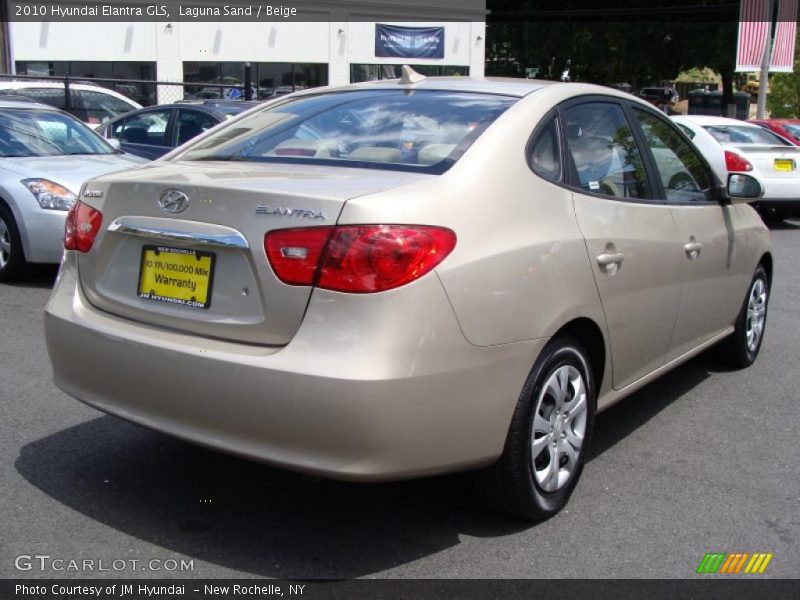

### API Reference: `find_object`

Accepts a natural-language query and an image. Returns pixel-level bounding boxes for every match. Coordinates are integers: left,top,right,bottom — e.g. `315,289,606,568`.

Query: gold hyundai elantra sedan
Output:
45,71,771,519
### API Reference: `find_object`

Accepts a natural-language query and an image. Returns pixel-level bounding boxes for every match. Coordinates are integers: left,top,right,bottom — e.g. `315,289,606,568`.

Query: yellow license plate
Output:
138,246,215,309
774,158,795,172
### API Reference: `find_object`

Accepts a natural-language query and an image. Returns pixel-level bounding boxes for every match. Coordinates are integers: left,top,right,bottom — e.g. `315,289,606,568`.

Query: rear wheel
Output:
476,336,595,520
720,265,769,368
0,204,26,282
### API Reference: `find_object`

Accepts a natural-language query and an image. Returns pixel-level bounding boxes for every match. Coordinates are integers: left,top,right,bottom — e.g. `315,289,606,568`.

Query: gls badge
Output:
255,205,327,220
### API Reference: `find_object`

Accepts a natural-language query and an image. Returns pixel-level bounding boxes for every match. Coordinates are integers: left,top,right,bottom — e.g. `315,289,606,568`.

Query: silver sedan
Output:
0,99,145,281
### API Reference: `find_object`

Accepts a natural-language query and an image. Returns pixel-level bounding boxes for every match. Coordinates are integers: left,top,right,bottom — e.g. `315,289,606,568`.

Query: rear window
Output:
176,90,517,173
783,123,800,138
703,124,791,146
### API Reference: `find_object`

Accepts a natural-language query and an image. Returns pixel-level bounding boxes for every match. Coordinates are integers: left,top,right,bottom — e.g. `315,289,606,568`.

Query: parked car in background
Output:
672,115,800,220
0,99,145,281
97,100,261,159
638,86,679,112
0,80,141,127
45,75,770,520
750,119,800,145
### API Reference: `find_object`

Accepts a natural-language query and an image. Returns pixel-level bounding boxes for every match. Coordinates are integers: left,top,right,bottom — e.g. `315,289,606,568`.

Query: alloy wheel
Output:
531,364,588,492
746,278,767,353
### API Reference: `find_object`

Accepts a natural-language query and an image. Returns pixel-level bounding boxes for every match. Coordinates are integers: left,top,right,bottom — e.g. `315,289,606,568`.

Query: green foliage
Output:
485,1,739,100
766,32,800,118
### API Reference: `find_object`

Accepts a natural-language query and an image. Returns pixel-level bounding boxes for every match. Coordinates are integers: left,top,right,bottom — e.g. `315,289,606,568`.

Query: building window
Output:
15,61,156,106
350,64,469,83
182,62,328,100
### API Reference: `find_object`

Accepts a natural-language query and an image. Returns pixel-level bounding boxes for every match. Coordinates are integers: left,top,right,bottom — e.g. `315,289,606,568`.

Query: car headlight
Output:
22,179,77,211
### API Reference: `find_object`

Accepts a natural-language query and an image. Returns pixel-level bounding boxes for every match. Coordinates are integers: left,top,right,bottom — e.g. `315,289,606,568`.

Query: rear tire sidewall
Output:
522,341,595,514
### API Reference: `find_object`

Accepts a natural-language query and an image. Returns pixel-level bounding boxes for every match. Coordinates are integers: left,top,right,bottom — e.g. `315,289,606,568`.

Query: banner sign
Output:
375,24,445,59
736,0,798,72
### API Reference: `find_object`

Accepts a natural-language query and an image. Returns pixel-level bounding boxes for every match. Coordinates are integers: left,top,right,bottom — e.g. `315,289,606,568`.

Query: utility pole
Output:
756,0,780,119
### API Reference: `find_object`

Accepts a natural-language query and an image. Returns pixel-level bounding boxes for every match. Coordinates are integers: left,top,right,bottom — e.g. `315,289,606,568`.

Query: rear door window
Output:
563,102,651,200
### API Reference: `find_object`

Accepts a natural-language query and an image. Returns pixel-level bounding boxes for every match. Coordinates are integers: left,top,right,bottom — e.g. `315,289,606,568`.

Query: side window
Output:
634,109,714,203
15,88,66,110
116,110,171,146
175,110,218,146
528,116,562,183
72,90,136,125
564,102,650,200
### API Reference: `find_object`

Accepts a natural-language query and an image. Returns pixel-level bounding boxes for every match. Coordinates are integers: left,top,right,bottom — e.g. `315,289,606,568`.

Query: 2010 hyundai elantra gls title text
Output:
44,71,772,519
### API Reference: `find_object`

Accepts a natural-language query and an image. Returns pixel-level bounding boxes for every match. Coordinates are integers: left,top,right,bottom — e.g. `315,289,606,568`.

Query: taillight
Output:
725,150,753,172
264,226,333,285
64,201,103,253
264,225,456,293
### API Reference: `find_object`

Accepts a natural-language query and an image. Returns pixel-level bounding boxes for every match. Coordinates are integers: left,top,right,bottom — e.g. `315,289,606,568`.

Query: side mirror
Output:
106,138,121,150
726,173,763,203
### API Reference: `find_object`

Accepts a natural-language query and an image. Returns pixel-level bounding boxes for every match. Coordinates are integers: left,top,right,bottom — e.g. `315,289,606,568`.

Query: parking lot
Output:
1,220,798,580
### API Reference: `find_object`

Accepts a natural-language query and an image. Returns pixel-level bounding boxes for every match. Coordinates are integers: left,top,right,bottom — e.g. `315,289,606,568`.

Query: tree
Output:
766,30,800,118
485,1,740,103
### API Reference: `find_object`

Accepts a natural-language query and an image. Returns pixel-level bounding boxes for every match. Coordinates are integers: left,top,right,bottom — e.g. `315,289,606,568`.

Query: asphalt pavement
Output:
1,220,798,579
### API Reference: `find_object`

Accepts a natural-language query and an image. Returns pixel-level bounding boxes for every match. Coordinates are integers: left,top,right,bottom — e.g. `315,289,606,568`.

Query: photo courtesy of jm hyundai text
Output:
44,68,772,520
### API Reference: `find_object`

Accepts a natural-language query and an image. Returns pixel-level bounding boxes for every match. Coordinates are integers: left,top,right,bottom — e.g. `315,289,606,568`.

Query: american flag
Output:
736,0,798,72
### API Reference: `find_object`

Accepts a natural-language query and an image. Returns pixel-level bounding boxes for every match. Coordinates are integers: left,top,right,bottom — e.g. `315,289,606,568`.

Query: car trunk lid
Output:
77,160,428,345
730,145,800,179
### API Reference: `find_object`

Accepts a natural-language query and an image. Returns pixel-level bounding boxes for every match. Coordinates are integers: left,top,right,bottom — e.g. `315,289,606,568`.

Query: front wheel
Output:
0,204,27,282
475,336,595,520
720,265,769,368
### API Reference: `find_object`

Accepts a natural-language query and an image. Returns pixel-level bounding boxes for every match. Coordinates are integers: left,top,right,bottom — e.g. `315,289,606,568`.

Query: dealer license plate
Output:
137,246,215,309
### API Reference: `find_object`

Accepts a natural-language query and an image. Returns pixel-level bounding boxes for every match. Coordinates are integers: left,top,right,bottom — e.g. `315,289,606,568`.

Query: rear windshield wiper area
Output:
188,155,247,161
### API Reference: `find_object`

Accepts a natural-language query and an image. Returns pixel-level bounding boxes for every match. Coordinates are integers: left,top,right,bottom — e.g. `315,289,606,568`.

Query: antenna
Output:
399,65,426,85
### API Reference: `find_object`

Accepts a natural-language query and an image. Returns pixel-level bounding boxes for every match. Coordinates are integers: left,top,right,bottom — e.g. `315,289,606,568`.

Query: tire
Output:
0,203,27,283
720,264,769,368
475,336,595,520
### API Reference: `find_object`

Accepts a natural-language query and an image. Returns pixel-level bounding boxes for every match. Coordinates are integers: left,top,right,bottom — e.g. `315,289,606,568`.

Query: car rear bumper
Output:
45,252,543,481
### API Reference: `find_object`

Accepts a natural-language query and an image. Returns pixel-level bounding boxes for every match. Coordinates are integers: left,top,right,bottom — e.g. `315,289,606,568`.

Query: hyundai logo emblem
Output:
158,189,190,214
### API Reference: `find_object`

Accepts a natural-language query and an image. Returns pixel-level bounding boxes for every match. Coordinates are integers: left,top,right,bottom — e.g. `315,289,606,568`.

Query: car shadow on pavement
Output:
2,264,59,289
15,350,719,578
765,218,800,230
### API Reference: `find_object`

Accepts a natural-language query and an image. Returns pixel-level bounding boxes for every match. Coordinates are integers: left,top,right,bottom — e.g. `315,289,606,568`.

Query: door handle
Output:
596,252,624,266
684,238,703,259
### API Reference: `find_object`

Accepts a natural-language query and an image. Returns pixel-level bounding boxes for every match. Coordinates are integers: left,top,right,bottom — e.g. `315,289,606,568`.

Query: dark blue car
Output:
97,100,261,160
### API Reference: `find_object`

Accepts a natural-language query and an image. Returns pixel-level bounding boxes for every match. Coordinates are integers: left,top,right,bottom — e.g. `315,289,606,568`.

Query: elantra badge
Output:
255,205,327,220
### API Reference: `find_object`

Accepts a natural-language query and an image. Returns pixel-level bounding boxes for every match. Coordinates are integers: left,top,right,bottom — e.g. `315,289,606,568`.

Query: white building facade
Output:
4,1,485,104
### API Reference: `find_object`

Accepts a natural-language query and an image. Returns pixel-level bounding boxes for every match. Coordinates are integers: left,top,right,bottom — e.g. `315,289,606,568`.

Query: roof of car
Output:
750,118,800,124
674,115,760,127
310,76,559,98
0,98,58,110
0,80,141,106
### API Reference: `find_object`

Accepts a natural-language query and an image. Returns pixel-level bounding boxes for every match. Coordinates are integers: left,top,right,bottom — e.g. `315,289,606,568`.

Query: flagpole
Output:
756,0,779,120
